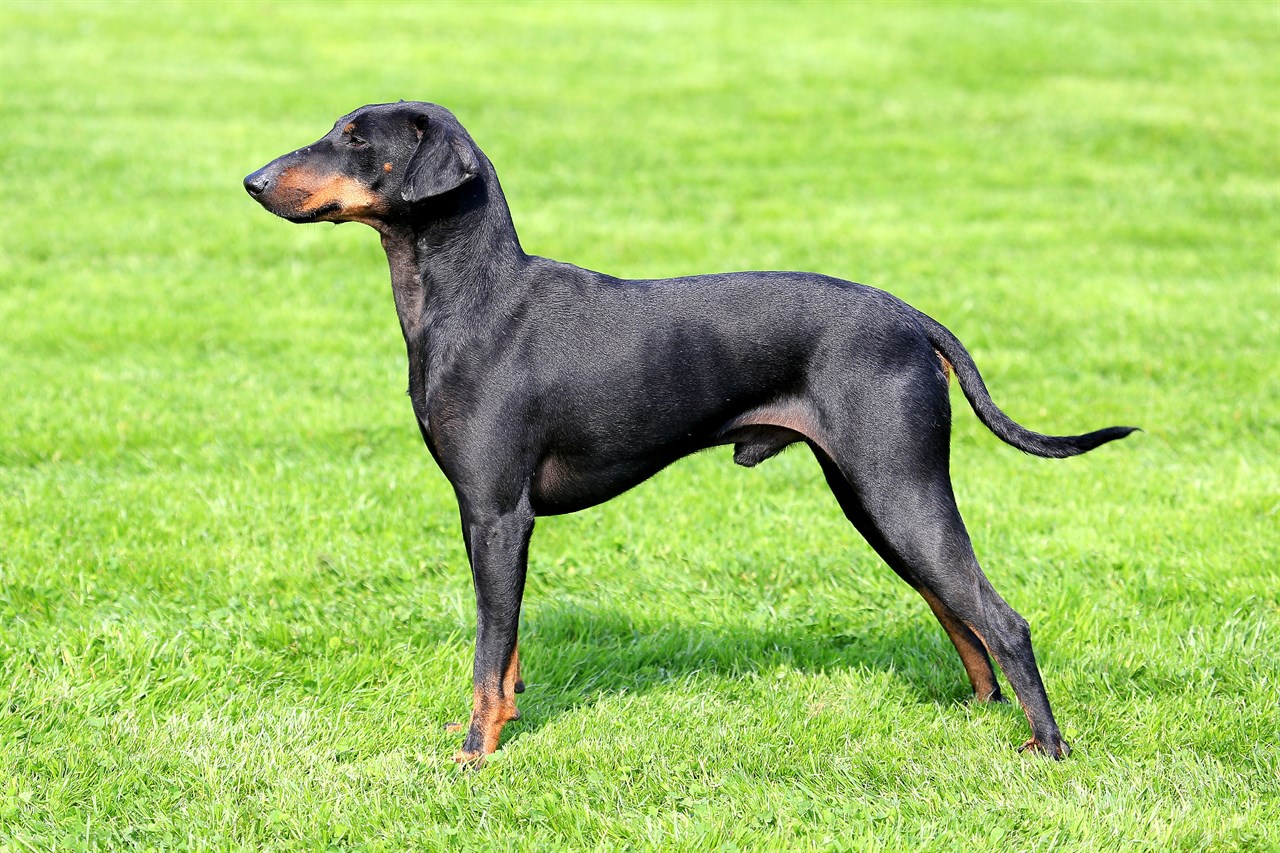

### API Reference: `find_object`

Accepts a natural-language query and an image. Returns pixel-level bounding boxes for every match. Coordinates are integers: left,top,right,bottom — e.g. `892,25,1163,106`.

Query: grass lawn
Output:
2,0,1277,849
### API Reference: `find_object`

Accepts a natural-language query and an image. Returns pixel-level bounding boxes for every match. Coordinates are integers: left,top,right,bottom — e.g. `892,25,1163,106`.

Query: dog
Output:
244,101,1136,764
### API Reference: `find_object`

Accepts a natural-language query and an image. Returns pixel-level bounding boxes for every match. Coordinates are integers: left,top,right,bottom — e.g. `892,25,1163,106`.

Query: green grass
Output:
2,0,1277,849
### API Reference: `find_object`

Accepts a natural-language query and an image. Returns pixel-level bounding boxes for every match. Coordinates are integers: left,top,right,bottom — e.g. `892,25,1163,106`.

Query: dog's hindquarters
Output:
805,346,1070,756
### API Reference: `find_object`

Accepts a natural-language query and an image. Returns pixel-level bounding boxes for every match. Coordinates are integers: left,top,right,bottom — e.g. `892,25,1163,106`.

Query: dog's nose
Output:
243,170,270,197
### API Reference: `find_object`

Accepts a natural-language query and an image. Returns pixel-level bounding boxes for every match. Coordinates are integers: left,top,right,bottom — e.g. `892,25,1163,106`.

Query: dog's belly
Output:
528,399,819,515
529,449,684,515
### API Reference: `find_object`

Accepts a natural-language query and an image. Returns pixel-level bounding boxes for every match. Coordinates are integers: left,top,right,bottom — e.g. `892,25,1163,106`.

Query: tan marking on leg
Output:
508,645,524,697
918,587,1002,701
1019,736,1071,758
454,644,522,764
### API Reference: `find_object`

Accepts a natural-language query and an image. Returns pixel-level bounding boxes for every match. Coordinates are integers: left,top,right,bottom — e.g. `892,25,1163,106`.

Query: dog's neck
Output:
376,158,528,428
377,160,527,344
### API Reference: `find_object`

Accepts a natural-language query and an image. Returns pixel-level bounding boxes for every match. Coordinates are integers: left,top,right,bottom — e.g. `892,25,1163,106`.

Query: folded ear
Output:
401,115,480,202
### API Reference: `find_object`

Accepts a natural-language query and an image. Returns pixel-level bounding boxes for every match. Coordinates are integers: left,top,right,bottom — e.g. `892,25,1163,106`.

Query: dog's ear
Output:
402,114,480,202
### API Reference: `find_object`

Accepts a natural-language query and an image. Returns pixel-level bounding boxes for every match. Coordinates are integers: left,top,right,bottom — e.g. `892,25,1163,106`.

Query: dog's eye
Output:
348,134,368,148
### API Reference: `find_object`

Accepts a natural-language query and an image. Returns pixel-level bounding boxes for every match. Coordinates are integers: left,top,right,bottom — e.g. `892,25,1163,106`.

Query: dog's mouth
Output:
283,201,342,223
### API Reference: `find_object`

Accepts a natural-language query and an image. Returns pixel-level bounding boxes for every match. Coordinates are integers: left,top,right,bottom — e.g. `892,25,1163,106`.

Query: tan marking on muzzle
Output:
275,169,388,221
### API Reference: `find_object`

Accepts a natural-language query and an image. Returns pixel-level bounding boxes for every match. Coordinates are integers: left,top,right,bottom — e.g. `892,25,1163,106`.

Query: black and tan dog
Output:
244,101,1136,764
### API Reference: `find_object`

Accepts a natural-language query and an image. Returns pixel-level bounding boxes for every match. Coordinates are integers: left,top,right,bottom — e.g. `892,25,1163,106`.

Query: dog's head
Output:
243,101,480,227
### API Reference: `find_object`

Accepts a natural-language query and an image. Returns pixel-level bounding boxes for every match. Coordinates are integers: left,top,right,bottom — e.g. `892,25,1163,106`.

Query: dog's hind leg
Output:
809,365,1068,757
814,451,1004,704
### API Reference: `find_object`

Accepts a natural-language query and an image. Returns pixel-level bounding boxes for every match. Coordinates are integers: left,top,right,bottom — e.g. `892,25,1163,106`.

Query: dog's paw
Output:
970,688,1007,705
453,749,487,769
1018,737,1071,759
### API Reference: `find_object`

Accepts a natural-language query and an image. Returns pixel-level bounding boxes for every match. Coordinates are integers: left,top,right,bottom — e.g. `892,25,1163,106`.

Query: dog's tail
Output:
917,311,1139,458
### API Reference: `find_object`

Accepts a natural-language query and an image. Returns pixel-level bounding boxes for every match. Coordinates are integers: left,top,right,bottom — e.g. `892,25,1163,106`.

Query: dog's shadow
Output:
487,601,999,747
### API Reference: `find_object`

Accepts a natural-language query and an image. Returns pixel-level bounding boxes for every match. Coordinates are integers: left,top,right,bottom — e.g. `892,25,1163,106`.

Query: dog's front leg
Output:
452,493,534,767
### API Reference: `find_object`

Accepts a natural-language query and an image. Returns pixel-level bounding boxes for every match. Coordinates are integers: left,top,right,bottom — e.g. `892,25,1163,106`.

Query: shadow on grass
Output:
467,601,995,747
